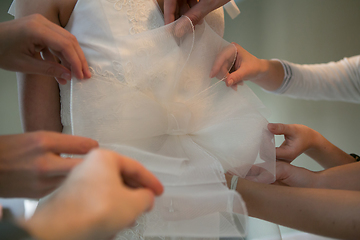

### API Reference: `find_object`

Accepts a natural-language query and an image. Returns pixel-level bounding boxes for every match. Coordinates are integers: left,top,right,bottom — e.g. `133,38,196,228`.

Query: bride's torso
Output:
59,0,225,134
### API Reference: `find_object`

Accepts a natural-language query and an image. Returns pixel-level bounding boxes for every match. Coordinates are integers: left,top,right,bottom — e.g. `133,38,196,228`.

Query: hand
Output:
0,131,98,198
210,42,284,91
164,0,230,25
22,149,164,240
267,123,321,162
274,161,318,188
0,14,91,84
244,165,276,184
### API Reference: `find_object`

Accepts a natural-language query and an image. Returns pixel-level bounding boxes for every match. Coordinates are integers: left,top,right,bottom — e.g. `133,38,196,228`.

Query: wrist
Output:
253,59,284,91
304,128,324,155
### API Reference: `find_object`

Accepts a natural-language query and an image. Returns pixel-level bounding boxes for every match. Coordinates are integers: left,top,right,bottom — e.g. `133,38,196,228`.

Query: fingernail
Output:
61,73,71,81
85,69,92,79
209,71,214,78
228,79,233,86
56,77,67,85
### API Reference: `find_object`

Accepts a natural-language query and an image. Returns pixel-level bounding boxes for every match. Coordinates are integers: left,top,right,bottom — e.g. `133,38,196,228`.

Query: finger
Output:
33,18,90,79
210,44,237,79
55,77,68,85
36,132,99,155
118,156,164,196
34,28,85,79
267,123,292,135
17,55,72,82
275,145,295,162
50,39,91,80
42,154,84,177
127,188,155,215
183,2,209,26
37,175,67,195
164,0,178,24
227,66,248,86
40,48,71,85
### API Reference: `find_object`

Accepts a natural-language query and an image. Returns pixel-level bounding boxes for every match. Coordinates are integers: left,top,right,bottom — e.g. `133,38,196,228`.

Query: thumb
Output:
268,123,292,135
227,67,247,86
275,145,293,162
20,56,71,83
128,189,155,216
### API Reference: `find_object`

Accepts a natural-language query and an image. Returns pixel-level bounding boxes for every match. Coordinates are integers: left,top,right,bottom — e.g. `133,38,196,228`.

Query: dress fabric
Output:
66,0,276,239
13,0,276,239
272,56,360,103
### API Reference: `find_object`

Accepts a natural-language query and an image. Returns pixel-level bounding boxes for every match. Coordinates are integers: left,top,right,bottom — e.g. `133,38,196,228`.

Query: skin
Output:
268,123,359,191
210,42,285,91
225,123,360,239
15,0,164,133
0,14,91,84
15,0,80,133
268,123,355,168
0,132,98,198
163,0,230,25
20,149,164,240
226,174,360,240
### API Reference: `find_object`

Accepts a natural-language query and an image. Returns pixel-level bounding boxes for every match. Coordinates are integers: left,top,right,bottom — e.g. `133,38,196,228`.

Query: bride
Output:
13,0,277,239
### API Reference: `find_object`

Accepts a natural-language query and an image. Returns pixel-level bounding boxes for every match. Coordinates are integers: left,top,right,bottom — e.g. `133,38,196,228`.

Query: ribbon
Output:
71,17,275,238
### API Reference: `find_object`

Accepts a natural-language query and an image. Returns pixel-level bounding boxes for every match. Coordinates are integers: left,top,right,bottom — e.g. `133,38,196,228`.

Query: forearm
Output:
236,179,360,239
17,72,63,132
305,131,355,168
15,0,65,133
315,162,360,191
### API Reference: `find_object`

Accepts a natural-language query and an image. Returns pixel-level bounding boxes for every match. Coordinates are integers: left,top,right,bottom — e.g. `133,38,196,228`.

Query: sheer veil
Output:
70,16,278,239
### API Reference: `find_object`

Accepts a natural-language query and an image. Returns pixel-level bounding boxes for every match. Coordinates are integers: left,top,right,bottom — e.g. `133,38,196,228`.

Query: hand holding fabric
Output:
0,131,98,198
211,42,285,91
21,149,164,240
267,123,354,168
0,14,91,84
267,123,319,162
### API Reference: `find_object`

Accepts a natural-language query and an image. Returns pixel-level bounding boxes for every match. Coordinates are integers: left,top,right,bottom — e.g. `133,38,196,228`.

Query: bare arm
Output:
228,175,360,239
15,0,77,132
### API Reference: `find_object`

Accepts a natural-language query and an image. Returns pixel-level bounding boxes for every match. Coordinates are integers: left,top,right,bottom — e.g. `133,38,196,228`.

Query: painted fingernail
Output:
61,73,71,81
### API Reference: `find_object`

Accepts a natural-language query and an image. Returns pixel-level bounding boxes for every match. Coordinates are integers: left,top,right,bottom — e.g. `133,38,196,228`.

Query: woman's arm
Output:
15,0,77,132
274,160,360,191
231,176,360,239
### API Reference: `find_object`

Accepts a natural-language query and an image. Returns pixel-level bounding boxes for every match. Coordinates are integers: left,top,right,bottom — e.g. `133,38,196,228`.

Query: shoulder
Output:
15,0,77,27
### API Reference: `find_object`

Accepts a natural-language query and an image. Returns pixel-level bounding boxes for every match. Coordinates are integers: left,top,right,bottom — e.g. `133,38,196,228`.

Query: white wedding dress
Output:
11,0,277,239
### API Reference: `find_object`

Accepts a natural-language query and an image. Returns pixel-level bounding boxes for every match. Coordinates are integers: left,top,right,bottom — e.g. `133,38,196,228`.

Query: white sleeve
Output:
270,56,360,103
